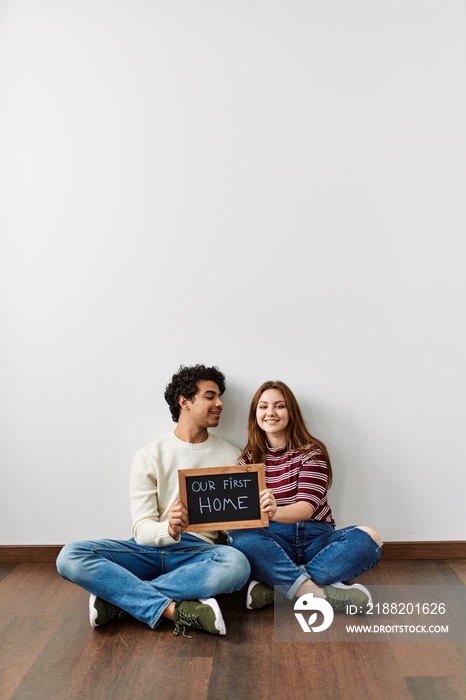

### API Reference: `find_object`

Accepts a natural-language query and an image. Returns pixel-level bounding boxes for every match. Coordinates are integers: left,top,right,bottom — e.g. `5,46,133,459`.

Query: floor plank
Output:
1,561,465,700
448,559,466,584
405,675,466,700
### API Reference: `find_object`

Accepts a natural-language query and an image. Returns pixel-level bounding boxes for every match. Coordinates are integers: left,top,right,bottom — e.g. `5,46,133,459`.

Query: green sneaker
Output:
89,594,126,628
246,580,275,610
173,598,226,637
321,582,372,613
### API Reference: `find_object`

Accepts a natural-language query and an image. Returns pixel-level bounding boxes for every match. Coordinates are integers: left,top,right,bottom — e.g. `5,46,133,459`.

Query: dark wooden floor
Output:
1,559,465,700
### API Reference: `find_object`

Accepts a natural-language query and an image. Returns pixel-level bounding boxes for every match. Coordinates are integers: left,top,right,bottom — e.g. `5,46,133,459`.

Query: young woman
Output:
228,380,382,612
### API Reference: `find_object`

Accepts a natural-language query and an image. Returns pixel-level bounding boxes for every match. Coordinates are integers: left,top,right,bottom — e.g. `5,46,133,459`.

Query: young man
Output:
57,365,250,637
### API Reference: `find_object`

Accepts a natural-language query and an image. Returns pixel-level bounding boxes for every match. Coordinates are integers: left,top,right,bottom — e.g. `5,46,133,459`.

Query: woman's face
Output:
256,388,289,446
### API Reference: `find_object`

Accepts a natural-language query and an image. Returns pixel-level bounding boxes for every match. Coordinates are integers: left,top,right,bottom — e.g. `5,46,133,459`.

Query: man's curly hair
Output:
164,364,226,422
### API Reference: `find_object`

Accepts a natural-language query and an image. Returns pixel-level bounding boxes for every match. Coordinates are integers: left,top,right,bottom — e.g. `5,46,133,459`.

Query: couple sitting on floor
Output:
57,364,382,637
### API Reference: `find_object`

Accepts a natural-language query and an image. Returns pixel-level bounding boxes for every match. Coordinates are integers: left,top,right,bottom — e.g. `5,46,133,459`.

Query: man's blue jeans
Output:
56,534,251,628
228,521,381,598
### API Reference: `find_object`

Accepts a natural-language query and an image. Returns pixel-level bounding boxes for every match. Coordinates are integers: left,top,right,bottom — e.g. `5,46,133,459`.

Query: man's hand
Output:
167,501,188,539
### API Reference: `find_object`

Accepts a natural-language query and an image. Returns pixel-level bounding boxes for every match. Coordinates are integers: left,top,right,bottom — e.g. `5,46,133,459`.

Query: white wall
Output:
1,0,465,544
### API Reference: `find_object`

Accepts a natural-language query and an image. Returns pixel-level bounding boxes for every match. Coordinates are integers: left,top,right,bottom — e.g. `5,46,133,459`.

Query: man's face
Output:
182,380,223,428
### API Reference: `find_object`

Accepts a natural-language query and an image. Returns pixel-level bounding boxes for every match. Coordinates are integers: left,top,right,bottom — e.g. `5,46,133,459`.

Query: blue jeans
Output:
228,521,381,598
56,534,250,628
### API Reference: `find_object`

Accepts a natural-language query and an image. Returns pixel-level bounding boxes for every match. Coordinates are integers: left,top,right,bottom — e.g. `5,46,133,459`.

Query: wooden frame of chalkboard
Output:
178,464,268,532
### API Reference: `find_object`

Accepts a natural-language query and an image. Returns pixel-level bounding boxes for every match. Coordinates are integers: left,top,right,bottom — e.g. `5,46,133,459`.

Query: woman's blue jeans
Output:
228,521,381,599
56,534,250,628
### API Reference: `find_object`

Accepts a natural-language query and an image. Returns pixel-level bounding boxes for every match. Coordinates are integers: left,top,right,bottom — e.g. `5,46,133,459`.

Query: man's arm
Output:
130,449,182,547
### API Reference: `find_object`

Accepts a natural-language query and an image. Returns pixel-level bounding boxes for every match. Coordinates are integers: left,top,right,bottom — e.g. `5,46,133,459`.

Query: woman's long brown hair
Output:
240,380,332,487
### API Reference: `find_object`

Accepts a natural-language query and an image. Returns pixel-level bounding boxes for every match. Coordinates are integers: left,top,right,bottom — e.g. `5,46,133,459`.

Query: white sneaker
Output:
173,597,226,636
322,581,372,613
246,580,275,610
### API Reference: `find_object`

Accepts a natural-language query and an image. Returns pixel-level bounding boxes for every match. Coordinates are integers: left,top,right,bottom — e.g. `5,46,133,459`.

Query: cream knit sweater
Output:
130,431,240,546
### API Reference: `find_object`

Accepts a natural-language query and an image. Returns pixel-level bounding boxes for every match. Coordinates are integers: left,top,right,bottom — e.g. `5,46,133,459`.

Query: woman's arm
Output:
259,489,314,524
272,501,314,523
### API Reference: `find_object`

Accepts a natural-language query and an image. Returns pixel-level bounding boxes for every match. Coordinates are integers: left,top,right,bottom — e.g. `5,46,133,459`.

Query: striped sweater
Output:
239,444,334,523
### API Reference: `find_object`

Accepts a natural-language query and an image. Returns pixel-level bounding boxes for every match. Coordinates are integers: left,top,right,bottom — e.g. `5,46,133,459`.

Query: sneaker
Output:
89,594,126,628
246,580,275,610
321,582,372,613
172,598,226,637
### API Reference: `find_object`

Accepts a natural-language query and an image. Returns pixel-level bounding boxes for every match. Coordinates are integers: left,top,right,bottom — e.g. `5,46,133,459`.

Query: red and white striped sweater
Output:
239,444,334,523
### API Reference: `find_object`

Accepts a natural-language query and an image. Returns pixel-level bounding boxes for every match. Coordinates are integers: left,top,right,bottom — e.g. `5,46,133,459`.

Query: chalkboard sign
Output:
178,464,268,532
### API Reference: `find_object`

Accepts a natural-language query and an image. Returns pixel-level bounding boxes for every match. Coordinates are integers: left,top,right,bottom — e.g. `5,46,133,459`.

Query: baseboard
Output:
0,541,465,563
380,541,466,560
0,545,63,563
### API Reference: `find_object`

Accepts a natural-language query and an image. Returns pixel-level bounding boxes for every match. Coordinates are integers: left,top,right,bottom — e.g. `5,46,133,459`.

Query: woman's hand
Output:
259,488,278,521
167,500,188,538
